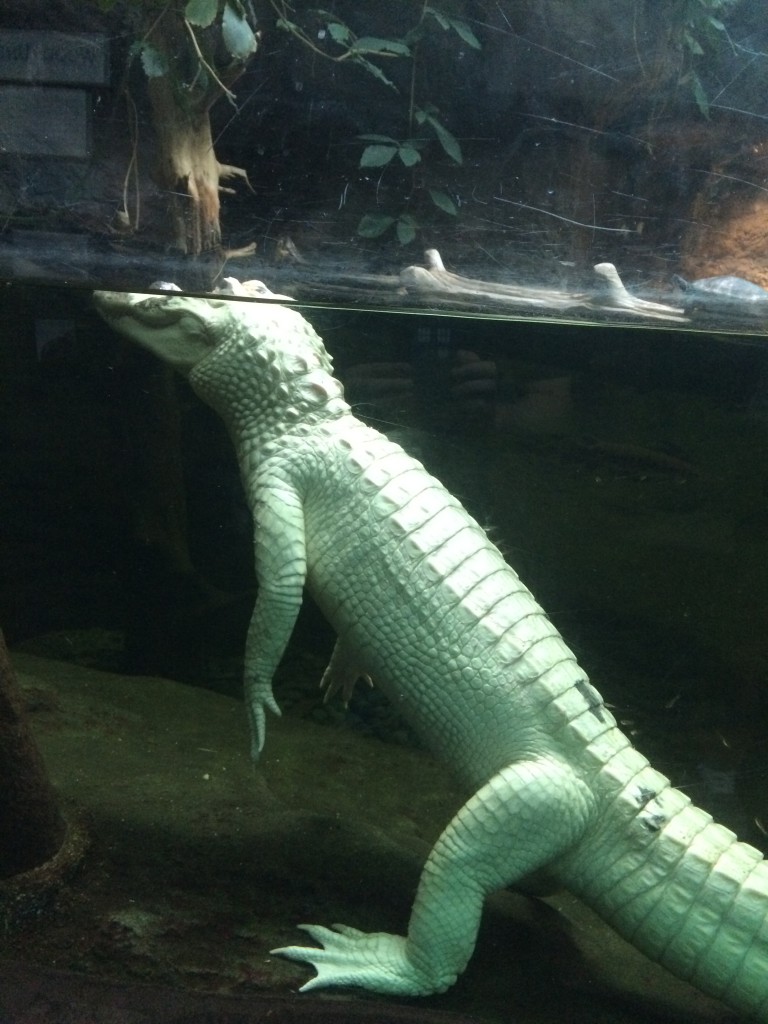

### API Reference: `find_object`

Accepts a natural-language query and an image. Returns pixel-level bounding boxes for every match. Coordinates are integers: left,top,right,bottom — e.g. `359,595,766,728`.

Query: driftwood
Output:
271,248,688,323
399,249,687,323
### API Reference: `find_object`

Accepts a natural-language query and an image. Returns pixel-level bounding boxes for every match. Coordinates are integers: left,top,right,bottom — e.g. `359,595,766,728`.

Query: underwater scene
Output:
2,283,768,1024
2,1,768,1022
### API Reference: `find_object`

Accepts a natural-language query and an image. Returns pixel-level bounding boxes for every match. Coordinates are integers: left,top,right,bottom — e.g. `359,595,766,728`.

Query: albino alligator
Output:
94,281,768,1020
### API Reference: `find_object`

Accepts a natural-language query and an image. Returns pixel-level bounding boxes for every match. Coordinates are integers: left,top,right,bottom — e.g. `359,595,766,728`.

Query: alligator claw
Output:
246,684,282,760
271,923,439,995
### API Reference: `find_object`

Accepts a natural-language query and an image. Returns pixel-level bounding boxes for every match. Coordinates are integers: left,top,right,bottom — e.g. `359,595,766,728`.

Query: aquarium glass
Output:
0,1,768,333
2,3,768,1024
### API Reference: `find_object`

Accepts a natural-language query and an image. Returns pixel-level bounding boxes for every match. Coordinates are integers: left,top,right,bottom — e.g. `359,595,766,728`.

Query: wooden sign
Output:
0,86,90,158
0,31,109,86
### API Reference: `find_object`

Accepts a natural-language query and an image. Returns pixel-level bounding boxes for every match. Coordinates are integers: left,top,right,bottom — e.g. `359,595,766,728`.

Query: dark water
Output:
1,281,767,1020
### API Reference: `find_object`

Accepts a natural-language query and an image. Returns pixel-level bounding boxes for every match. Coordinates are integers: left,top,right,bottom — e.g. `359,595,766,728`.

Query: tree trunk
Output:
147,73,223,258
142,8,253,284
0,630,65,879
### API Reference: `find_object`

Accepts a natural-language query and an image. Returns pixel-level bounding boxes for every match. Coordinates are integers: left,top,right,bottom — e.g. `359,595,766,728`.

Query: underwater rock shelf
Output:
0,630,89,932
0,960,470,1024
0,654,730,1024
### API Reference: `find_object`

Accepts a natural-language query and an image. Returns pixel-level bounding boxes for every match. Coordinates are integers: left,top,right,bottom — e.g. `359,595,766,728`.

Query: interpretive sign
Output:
0,86,90,158
0,31,109,86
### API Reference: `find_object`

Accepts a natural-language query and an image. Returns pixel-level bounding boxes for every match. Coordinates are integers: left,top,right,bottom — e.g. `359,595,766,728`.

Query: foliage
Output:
270,1,479,243
186,0,258,58
673,0,739,116
358,212,418,245
131,0,258,99
85,0,476,247
270,2,479,89
357,104,462,173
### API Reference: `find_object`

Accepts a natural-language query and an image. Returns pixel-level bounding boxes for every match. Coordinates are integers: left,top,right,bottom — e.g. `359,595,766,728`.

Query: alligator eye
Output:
131,296,184,325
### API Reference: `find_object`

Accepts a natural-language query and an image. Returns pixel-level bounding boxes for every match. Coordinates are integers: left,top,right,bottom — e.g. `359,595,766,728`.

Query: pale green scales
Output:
95,281,768,1020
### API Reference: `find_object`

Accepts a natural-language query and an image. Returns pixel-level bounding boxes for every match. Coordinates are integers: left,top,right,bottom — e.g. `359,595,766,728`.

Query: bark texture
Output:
144,9,252,266
0,630,65,878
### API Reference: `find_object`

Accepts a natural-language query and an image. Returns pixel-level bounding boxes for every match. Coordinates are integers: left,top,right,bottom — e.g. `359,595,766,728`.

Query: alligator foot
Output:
272,923,446,996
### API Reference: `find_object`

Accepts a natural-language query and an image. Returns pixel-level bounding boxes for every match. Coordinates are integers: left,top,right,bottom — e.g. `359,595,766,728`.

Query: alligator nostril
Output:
148,281,182,292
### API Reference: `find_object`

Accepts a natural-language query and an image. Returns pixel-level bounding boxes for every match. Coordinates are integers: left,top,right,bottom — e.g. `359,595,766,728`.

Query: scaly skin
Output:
95,281,768,1019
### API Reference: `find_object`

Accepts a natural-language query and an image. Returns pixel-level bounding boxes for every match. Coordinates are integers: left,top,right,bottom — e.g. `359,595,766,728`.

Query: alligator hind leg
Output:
272,755,595,996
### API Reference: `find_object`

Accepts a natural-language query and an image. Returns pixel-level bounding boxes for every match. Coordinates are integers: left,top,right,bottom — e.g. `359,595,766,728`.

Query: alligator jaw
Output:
93,289,224,375
93,289,189,325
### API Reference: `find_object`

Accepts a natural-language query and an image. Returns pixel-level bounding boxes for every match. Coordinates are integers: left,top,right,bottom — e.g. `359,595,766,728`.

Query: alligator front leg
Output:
244,475,307,759
273,755,595,994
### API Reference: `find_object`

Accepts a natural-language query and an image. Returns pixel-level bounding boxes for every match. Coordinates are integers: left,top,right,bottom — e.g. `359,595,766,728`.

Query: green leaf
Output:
396,214,417,245
425,5,451,29
351,37,411,56
707,16,725,30
684,30,704,55
427,116,462,164
354,56,397,90
276,18,300,33
358,133,398,143
398,144,421,167
139,42,169,77
428,188,457,215
358,213,395,238
689,70,710,117
327,21,352,45
185,0,219,28
360,144,398,168
222,1,258,58
448,18,481,49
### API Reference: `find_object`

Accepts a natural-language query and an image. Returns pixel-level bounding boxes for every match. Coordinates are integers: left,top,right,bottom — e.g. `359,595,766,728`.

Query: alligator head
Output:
94,279,348,439
93,285,243,376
